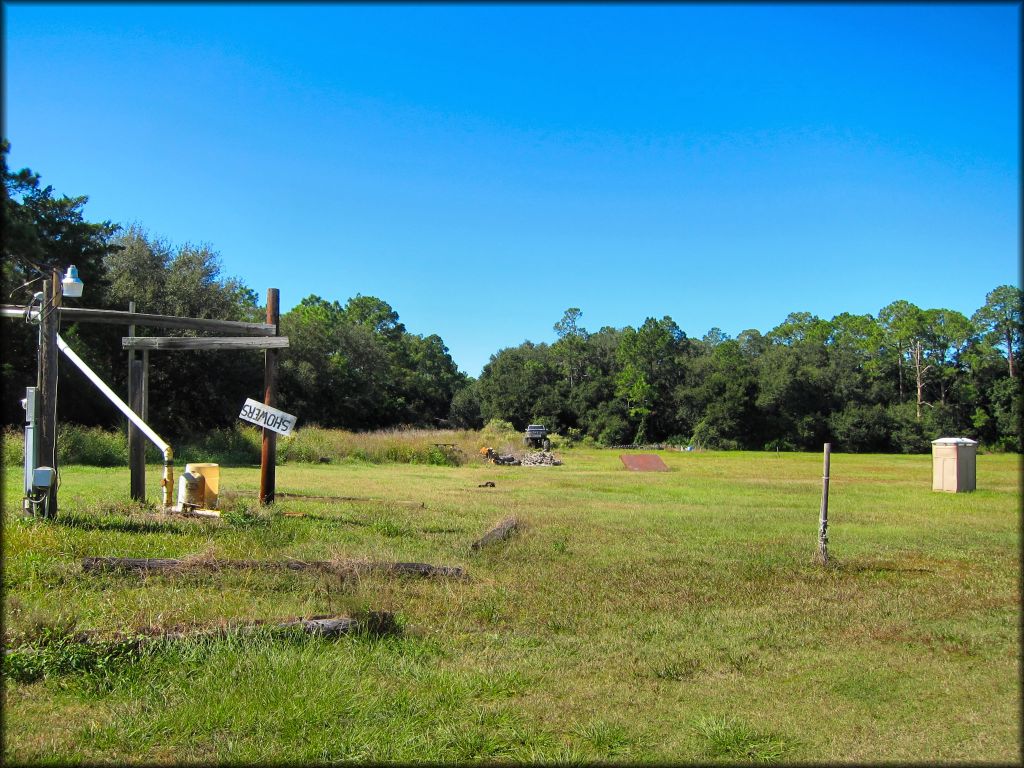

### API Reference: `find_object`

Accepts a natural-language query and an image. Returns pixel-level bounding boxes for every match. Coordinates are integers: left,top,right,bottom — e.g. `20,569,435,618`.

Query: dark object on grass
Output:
471,515,521,550
478,481,496,488
81,556,466,579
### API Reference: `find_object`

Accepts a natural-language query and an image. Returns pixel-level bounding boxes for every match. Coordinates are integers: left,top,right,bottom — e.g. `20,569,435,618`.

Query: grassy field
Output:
2,447,1020,763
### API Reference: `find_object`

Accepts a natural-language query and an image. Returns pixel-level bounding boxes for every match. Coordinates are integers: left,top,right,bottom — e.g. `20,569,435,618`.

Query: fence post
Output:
817,443,831,564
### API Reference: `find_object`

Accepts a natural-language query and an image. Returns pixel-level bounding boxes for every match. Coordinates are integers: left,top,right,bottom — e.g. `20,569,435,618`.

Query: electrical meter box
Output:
931,437,978,493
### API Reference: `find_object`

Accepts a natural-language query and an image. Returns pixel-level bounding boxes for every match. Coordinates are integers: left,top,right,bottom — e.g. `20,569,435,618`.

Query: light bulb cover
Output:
61,265,84,298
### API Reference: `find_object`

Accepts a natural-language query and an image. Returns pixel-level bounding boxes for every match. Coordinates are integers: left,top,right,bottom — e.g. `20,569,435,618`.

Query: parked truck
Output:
524,424,551,451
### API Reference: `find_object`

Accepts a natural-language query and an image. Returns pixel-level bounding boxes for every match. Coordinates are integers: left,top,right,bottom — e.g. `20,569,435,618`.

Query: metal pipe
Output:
56,334,175,506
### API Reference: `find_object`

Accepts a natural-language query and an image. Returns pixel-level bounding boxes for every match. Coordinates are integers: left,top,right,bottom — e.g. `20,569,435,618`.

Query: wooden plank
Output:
471,515,521,550
122,336,290,351
81,556,467,579
57,306,277,335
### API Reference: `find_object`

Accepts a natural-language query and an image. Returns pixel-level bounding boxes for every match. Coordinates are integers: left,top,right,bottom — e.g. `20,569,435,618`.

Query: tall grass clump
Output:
278,426,473,466
177,426,262,465
3,426,25,466
479,419,519,452
56,425,128,466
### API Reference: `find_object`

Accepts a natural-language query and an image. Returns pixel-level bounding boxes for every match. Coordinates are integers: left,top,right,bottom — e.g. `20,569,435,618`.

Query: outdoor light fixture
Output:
61,265,84,298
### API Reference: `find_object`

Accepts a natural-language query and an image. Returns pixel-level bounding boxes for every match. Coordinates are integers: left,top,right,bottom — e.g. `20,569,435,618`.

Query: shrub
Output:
57,425,128,466
480,419,518,446
3,427,24,467
279,425,335,464
279,426,468,466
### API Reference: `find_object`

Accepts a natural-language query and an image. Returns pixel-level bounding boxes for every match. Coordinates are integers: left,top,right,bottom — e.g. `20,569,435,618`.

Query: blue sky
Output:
4,3,1019,376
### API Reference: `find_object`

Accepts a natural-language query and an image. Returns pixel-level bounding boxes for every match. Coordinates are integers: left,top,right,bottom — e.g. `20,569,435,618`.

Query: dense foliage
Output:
3,143,1020,452
466,301,1022,452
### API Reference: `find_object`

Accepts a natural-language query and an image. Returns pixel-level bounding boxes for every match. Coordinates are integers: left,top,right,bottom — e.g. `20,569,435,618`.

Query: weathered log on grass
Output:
471,515,521,550
5,611,399,663
82,556,467,579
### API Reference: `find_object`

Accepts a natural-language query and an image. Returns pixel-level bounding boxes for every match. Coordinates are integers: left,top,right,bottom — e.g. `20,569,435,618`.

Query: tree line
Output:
3,142,1020,452
460,298,1021,453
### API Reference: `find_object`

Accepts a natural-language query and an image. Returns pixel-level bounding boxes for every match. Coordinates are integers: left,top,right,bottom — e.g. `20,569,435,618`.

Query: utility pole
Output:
259,288,280,505
37,270,62,518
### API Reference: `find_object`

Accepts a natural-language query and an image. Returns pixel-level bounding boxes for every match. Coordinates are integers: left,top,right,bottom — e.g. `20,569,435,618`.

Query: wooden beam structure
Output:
122,336,289,351
4,288,287,513
1,305,276,334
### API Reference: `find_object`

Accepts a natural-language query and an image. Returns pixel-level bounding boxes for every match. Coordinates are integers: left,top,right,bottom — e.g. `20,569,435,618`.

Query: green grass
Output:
2,448,1020,763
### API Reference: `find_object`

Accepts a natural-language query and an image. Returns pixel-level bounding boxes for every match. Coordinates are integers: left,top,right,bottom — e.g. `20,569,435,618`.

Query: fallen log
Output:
471,515,521,550
4,611,399,661
81,556,467,579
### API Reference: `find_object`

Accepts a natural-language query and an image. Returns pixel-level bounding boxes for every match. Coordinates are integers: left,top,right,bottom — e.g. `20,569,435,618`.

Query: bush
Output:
480,419,518,446
3,427,24,467
178,426,262,465
278,425,468,466
57,425,128,466
279,425,335,464
597,416,631,446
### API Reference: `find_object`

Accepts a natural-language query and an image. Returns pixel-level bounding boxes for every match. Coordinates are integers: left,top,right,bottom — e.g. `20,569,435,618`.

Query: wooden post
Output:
129,359,146,501
817,442,831,564
127,302,145,501
37,271,61,518
259,288,280,505
142,349,149,420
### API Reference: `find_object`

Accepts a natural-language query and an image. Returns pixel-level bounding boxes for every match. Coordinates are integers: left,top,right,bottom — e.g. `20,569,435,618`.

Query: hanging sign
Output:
239,398,298,436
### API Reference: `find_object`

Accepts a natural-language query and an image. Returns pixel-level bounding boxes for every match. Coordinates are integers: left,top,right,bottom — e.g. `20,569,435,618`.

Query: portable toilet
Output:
931,438,978,493
184,463,220,508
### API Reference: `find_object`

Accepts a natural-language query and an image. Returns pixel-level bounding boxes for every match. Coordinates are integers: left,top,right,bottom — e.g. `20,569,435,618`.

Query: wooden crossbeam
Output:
122,336,290,351
1,305,277,335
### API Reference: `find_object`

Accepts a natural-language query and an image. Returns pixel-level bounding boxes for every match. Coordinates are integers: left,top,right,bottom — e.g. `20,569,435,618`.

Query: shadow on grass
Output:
54,512,196,536
840,561,934,575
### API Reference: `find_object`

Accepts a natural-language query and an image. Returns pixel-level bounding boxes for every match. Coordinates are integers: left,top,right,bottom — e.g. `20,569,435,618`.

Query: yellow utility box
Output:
931,438,977,493
184,463,220,508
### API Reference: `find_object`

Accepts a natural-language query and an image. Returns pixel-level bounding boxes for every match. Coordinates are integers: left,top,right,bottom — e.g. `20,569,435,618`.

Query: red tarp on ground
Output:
619,454,670,471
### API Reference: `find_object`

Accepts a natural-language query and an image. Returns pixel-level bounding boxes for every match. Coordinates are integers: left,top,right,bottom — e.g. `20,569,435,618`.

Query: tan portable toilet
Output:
931,438,978,493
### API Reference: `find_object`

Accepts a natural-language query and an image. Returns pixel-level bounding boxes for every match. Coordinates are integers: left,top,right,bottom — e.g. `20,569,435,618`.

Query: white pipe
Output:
57,335,175,506
57,335,169,453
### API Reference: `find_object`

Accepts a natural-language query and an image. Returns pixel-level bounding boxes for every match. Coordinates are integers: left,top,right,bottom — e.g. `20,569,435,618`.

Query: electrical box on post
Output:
22,386,38,496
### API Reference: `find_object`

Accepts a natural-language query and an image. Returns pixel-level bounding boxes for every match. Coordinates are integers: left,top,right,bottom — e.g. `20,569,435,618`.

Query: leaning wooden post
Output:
817,442,831,564
37,270,62,518
259,288,280,505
